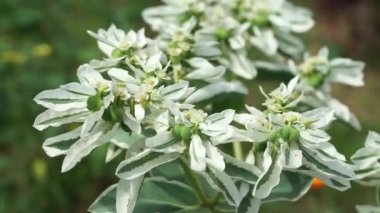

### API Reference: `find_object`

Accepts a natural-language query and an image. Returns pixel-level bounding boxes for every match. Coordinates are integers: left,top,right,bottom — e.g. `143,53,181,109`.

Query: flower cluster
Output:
33,0,373,213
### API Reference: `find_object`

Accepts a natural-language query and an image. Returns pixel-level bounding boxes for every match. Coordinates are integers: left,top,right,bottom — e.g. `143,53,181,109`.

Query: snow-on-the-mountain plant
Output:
33,0,375,212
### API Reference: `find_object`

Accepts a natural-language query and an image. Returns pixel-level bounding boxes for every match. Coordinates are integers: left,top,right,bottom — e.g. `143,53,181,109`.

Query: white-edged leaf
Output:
254,147,283,199
237,185,261,213
301,144,355,180
61,122,119,172
43,127,81,157
116,177,144,213
116,149,180,180
161,81,189,100
263,171,313,203
222,153,262,184
146,131,182,153
204,167,241,206
137,177,199,208
106,144,123,163
185,81,247,104
356,205,380,213
295,169,351,191
88,184,117,213
34,108,90,131
34,88,88,111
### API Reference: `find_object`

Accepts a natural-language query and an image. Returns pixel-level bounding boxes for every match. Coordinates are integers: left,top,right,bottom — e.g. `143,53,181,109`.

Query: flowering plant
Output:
33,0,378,212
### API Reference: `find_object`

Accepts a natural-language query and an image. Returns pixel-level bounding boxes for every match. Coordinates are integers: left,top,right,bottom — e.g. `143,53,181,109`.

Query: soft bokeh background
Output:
0,0,379,212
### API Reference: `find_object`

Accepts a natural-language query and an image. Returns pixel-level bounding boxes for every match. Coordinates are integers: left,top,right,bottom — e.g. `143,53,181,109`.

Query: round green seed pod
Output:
87,95,103,112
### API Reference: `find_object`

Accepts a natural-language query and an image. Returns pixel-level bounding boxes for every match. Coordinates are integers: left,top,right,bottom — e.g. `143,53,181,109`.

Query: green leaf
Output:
150,160,187,183
134,202,182,213
263,171,313,203
175,207,212,213
137,177,199,208
88,184,117,213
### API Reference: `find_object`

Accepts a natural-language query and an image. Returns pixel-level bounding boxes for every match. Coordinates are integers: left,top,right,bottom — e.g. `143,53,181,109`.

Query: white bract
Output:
32,1,374,213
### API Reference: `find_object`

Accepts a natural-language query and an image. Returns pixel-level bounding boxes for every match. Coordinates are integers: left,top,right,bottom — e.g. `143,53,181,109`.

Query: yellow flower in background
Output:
33,158,47,182
32,43,52,58
0,51,27,64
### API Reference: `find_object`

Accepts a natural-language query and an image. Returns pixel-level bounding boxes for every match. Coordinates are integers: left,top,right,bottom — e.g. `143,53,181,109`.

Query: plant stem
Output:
376,187,380,206
233,142,244,161
179,157,211,208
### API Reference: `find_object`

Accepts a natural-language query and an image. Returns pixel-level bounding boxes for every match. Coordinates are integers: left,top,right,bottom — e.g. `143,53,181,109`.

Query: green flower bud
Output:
87,95,104,112
172,125,183,138
171,124,192,141
215,27,231,41
306,72,325,88
268,132,279,142
288,127,300,142
179,12,193,24
102,104,124,123
112,49,126,58
279,126,291,141
280,126,299,141
180,126,192,141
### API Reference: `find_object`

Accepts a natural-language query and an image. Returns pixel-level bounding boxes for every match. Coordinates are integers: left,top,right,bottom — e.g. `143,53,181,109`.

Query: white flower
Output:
292,47,365,88
146,109,244,173
234,105,273,143
236,104,353,199
260,76,301,113
288,47,365,129
88,25,148,58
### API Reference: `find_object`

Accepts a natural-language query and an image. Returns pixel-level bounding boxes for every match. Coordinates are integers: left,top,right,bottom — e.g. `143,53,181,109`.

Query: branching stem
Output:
233,142,244,161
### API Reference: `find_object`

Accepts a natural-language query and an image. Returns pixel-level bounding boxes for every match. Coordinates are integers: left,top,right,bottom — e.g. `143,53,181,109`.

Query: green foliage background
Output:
0,0,379,212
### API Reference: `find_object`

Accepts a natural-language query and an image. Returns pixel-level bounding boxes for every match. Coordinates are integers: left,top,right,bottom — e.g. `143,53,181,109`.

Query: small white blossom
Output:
88,25,148,58
289,47,365,129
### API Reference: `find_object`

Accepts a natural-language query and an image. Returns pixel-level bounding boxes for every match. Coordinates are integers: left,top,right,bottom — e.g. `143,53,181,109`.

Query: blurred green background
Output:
0,0,379,212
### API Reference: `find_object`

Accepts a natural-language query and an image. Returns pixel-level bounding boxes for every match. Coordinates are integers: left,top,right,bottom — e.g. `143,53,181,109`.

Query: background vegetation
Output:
0,0,379,212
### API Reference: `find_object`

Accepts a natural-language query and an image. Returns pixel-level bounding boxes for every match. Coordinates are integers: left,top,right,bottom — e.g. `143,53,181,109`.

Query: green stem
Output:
179,157,212,208
376,187,380,206
233,142,243,161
